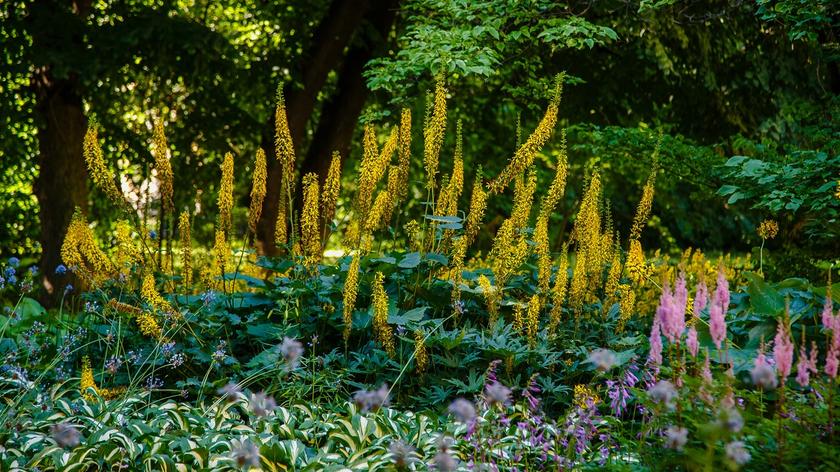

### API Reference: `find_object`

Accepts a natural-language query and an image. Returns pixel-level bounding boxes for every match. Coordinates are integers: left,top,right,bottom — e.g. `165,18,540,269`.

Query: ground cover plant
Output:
1,70,838,471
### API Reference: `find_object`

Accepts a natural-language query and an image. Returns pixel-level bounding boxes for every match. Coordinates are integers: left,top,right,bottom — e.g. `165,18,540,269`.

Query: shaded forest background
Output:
1,0,837,299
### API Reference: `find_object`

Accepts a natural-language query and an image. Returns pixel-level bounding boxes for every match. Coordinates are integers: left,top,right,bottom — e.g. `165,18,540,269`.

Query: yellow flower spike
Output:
371,272,395,357
487,73,563,195
152,119,174,213
463,178,488,248
511,302,526,335
178,211,192,289
604,251,622,310
141,272,174,315
617,284,636,333
526,294,541,348
414,329,428,376
397,108,412,200
61,209,115,283
404,220,423,252
80,356,98,401
217,152,234,236
548,244,569,335
510,170,537,231
248,148,267,236
212,228,229,286
449,236,467,305
364,190,391,235
342,254,360,344
321,151,342,224
629,137,660,241
137,311,163,339
300,172,321,263
275,196,288,246
626,239,651,285
478,275,499,327
356,124,390,221
423,80,447,192
274,89,296,182
568,250,588,317
534,217,552,295
537,129,568,222
384,165,400,224
114,220,141,270
83,122,124,204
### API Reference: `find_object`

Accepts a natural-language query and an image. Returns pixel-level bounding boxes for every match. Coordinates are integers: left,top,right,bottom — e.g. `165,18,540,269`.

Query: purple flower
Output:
709,269,729,349
389,440,417,468
751,351,778,390
686,326,699,358
693,280,708,315
448,398,476,423
664,426,688,450
588,348,617,372
217,382,242,401
773,321,794,379
51,422,81,448
647,380,677,410
725,441,751,465
249,392,277,417
485,381,512,406
353,384,390,413
279,337,304,371
232,439,260,468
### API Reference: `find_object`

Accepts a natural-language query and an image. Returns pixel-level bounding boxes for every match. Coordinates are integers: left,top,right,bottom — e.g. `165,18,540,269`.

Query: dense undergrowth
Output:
1,79,839,471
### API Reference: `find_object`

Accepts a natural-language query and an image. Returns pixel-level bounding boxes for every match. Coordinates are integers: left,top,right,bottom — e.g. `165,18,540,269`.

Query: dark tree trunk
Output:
256,0,373,254
299,0,400,184
30,0,91,302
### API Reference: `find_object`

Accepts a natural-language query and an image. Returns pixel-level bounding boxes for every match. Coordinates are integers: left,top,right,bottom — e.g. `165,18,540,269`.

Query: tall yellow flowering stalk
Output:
548,244,569,336
137,311,163,339
275,89,296,191
300,172,321,263
478,275,499,326
212,228,229,289
537,129,568,223
534,217,552,295
463,177,488,248
275,196,288,246
526,294,541,348
487,74,564,195
617,284,635,332
342,254,360,344
248,148,267,236
83,122,123,204
449,236,467,305
356,124,389,222
435,121,464,217
61,209,114,282
414,330,428,375
217,152,234,236
371,272,395,357
510,170,537,231
423,80,447,192
321,151,342,224
178,211,192,289
568,251,588,315
152,120,174,213
114,220,141,270
603,250,622,313
396,108,412,200
141,272,174,315
80,356,97,401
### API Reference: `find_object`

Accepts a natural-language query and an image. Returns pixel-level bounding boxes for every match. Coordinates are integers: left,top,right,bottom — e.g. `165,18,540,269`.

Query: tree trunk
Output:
30,0,91,302
299,0,400,185
256,0,373,254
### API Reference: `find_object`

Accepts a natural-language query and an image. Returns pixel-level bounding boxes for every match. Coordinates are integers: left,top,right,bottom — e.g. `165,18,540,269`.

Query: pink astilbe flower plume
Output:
795,342,819,387
773,318,794,380
821,293,834,331
826,344,839,379
708,268,730,350
686,326,699,358
693,280,708,315
649,318,663,366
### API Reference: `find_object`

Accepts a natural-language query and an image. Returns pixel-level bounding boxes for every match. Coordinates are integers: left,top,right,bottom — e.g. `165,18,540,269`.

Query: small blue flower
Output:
64,284,73,294
8,257,20,268
55,264,67,275
7,274,17,285
149,230,158,240
4,267,14,278
28,265,38,275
